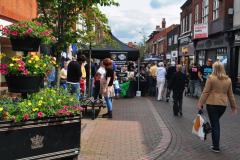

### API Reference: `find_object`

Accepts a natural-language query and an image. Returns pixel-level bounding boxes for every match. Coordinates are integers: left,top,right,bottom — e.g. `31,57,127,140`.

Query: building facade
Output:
179,0,195,69
231,0,240,92
167,25,180,63
193,0,234,71
0,0,37,85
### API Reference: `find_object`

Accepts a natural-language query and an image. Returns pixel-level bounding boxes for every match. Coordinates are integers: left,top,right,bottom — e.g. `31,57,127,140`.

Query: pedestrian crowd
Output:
143,58,237,153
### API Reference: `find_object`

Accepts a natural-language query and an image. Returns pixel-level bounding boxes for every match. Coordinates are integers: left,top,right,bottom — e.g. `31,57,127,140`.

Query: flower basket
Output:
5,74,44,93
10,37,41,52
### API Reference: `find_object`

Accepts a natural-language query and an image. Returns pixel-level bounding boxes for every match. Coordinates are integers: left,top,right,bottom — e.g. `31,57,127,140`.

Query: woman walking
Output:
102,58,115,118
198,61,237,153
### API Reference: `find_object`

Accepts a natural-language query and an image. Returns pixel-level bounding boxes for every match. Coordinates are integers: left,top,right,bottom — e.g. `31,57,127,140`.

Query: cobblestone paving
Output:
79,98,164,160
152,96,240,160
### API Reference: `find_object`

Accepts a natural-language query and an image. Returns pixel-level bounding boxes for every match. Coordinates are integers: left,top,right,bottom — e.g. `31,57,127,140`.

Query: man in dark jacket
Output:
169,65,186,116
67,56,82,100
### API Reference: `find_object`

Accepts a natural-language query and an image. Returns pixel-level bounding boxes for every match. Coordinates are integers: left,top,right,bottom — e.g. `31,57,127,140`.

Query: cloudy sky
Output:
100,0,186,43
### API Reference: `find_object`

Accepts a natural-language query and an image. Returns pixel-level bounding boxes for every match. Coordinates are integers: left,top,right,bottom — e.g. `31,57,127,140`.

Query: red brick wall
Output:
0,0,37,22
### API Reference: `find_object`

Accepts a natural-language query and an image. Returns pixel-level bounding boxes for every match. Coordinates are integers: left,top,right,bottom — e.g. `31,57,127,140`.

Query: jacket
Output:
198,75,237,108
156,67,166,80
67,60,82,83
169,71,186,92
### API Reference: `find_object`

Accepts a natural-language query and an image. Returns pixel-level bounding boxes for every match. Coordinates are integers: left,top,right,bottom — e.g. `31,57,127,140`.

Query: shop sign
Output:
194,24,208,39
171,51,178,58
0,19,13,37
110,52,127,66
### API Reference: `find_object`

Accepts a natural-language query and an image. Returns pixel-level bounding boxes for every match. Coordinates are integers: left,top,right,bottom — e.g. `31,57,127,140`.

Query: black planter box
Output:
10,37,41,52
5,74,44,93
0,116,81,160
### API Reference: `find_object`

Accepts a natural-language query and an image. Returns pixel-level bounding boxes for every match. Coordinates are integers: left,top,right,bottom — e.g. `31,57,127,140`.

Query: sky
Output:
100,0,186,43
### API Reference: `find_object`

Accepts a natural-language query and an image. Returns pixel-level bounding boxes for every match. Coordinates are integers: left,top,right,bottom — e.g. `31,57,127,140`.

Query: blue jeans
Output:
206,105,226,149
104,96,112,112
189,80,201,97
67,82,81,100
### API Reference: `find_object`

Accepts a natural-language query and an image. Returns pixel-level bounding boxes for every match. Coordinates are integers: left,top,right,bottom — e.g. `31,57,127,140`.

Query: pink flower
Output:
23,70,29,75
23,114,29,120
37,112,43,118
0,70,8,75
63,106,69,109
27,28,33,33
11,31,18,36
2,28,10,35
0,64,7,69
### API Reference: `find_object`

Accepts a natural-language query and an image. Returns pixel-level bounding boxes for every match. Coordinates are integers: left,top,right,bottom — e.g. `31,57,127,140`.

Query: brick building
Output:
167,25,180,63
193,0,234,70
146,19,177,61
179,0,195,69
0,0,37,85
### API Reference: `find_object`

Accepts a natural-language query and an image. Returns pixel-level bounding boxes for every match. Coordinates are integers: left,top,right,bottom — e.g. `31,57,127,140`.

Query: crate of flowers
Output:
0,88,82,160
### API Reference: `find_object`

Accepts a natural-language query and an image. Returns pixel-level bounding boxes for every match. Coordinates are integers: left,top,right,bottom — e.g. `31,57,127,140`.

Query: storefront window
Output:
217,48,227,70
198,50,205,66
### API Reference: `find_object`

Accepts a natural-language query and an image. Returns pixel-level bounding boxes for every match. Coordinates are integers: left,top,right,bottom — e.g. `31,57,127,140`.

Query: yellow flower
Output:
9,63,14,67
32,108,39,112
34,56,40,61
43,64,47,67
28,60,32,64
28,102,32,106
70,98,73,101
34,65,39,68
57,99,61,102
40,97,44,100
0,107,3,112
33,72,37,74
11,57,20,61
0,53,6,60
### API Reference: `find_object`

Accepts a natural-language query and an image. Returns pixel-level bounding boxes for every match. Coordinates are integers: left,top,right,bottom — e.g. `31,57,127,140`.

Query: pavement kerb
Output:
139,98,172,160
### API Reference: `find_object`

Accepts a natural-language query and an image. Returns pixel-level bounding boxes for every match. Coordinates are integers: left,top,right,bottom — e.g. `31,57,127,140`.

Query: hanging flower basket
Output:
5,74,44,93
10,37,41,52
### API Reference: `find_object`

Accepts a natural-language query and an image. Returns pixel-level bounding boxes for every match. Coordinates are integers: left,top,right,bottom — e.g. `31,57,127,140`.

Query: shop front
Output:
195,34,230,72
178,34,195,73
232,29,240,93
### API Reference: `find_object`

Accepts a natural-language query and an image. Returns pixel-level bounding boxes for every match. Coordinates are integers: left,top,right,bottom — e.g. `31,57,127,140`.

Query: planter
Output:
5,74,44,93
10,37,41,52
0,116,81,160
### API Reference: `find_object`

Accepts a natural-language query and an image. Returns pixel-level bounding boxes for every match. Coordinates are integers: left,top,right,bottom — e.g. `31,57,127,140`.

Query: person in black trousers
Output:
169,65,186,116
165,61,176,102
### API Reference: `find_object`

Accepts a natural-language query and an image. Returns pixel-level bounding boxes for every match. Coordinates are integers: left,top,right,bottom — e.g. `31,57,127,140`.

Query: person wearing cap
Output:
165,61,176,102
156,62,166,101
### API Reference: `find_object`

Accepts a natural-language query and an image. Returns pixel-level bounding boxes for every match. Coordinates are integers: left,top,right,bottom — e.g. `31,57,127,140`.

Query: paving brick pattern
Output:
79,98,164,160
152,96,240,160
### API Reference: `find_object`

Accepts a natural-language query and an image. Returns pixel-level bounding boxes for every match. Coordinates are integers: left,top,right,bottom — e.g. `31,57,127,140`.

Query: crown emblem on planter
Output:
30,134,44,149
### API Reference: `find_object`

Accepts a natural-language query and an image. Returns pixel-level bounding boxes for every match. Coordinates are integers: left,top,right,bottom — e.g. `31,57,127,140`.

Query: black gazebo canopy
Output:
81,33,139,61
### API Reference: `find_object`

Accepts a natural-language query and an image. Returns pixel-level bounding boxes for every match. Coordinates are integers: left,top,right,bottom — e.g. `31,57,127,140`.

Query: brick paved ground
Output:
152,96,240,160
79,98,166,160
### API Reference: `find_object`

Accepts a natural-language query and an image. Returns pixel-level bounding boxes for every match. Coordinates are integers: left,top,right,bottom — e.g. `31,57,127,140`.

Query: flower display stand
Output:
0,116,81,160
5,74,44,93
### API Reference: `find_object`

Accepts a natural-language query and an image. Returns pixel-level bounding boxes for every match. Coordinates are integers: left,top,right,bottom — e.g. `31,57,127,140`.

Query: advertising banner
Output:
194,24,208,39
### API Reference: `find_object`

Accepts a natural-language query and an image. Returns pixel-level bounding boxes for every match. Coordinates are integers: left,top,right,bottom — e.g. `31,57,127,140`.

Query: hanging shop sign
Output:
171,51,178,58
194,24,208,39
110,52,127,66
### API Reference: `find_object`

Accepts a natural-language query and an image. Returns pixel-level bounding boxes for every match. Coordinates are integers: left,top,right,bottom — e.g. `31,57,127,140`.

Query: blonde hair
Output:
176,65,182,72
211,61,228,80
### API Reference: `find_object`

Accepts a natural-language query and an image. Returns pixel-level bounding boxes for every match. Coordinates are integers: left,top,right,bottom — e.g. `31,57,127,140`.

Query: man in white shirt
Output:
156,62,166,101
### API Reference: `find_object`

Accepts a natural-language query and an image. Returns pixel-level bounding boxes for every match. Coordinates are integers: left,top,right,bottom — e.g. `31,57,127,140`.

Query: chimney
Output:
156,25,160,31
162,18,166,28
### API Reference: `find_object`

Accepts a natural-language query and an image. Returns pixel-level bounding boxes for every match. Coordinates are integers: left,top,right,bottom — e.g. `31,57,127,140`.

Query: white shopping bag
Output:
192,114,205,140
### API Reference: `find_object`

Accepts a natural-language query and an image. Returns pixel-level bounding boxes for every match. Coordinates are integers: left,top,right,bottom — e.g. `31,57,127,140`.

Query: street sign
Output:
194,24,208,39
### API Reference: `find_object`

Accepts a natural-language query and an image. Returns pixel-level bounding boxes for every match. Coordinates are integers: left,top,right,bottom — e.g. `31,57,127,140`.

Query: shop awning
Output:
81,33,140,61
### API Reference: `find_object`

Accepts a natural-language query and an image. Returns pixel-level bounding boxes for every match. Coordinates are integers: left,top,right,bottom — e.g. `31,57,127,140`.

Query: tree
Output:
37,0,119,85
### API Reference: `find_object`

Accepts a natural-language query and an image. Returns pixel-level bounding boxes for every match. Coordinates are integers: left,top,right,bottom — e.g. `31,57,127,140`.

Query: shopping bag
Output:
192,110,211,141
